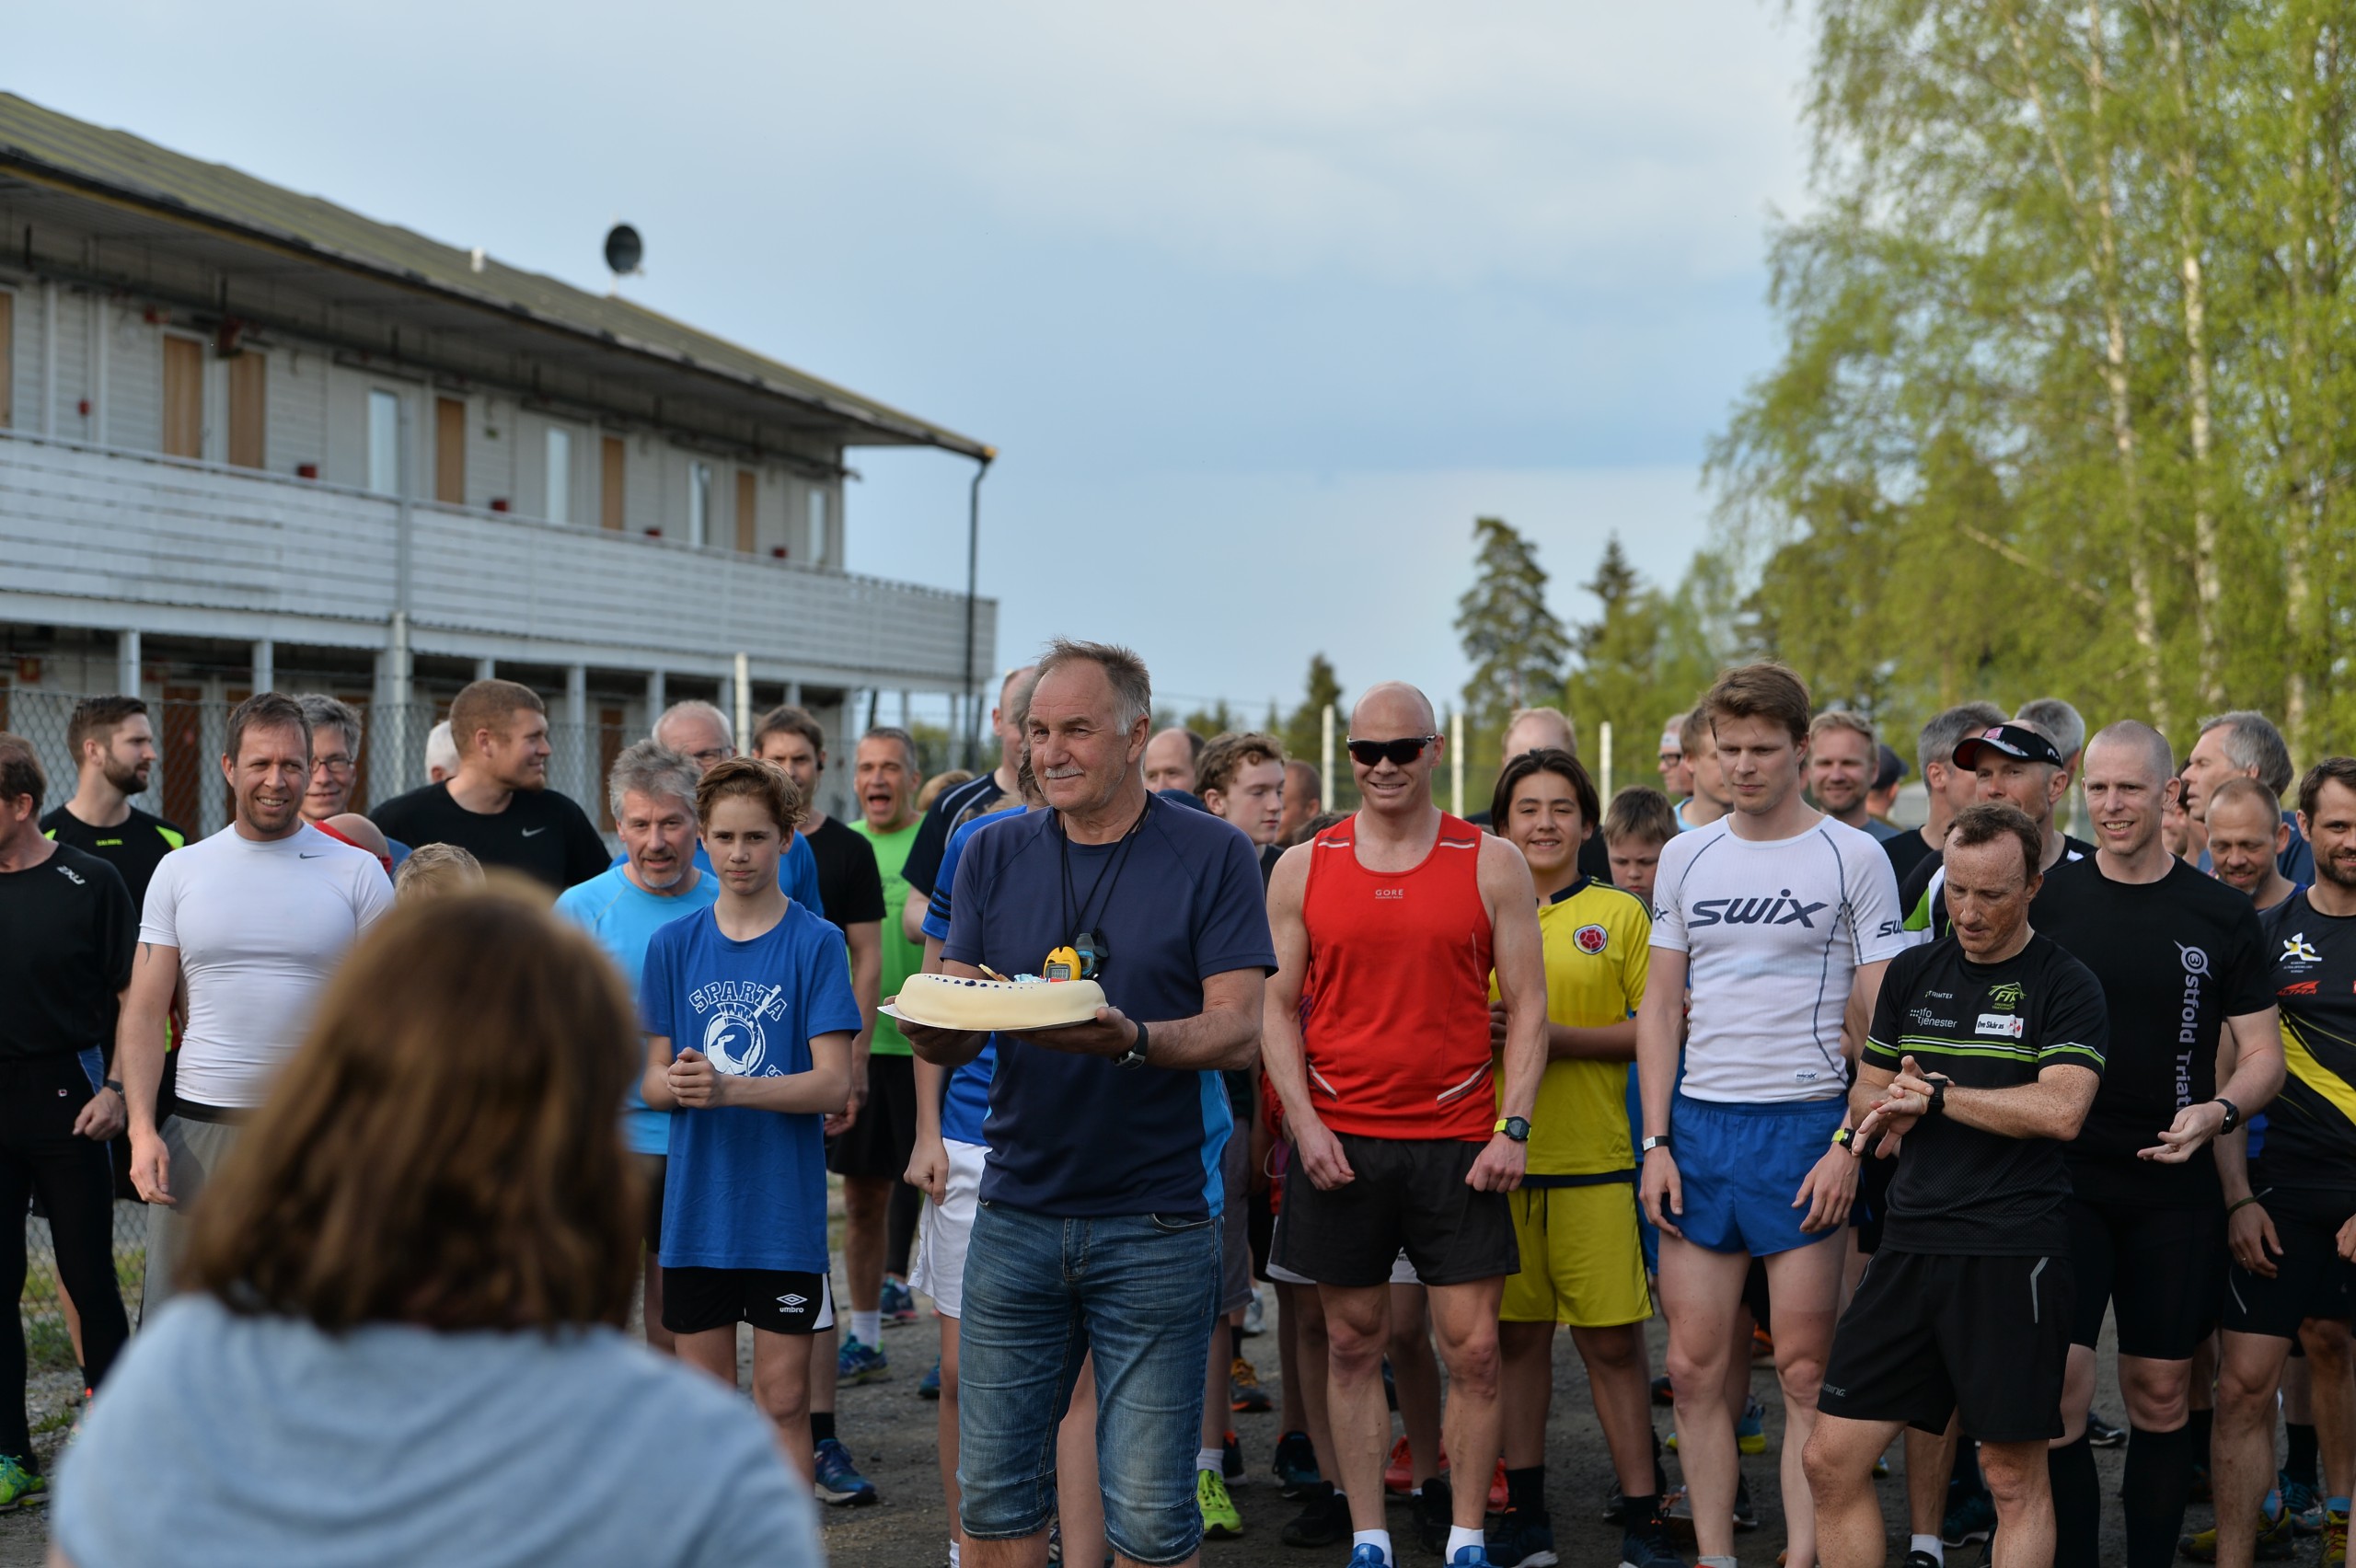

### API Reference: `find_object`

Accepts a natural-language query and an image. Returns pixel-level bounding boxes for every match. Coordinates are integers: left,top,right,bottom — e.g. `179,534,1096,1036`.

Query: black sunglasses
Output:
1346,735,1438,768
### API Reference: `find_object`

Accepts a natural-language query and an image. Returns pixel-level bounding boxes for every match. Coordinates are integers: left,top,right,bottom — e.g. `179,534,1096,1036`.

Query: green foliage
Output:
1564,537,1740,790
1279,653,1355,810
1456,517,1571,772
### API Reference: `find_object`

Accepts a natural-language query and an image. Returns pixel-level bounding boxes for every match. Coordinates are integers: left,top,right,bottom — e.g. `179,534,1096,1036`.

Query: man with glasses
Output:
294,696,408,865
1264,682,1550,1568
595,701,827,914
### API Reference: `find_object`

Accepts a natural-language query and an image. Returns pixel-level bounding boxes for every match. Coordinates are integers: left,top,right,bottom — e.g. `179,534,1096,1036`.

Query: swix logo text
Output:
1689,889,1827,929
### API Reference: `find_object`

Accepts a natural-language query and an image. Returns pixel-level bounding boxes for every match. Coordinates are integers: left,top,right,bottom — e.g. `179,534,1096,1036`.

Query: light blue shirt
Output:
555,866,722,1155
607,832,825,917
56,1295,821,1568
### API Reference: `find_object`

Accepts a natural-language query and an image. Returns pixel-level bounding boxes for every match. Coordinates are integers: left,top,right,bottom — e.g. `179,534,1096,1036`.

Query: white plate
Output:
878,999,1100,1030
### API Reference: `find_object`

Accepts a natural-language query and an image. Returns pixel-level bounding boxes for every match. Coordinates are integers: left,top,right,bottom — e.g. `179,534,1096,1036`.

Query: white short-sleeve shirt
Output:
138,824,395,1109
1649,813,1910,1103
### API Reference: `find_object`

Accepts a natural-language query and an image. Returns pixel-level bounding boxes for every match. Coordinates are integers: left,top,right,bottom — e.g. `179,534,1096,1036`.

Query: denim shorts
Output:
957,1200,1222,1564
1668,1092,1847,1258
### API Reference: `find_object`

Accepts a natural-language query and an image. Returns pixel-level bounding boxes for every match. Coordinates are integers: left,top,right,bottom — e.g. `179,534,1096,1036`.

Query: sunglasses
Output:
1346,735,1438,768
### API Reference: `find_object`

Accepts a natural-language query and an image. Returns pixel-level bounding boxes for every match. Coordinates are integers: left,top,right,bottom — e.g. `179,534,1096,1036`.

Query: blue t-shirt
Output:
942,795,1276,1216
555,866,722,1155
923,807,1033,1147
639,903,863,1273
608,832,825,917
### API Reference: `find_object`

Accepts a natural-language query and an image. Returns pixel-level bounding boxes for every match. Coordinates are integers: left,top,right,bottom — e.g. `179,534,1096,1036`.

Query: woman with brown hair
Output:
51,888,821,1568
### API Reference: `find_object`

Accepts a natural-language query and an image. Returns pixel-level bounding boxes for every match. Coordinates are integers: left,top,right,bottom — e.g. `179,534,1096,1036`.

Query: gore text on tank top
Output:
1299,811,1496,1142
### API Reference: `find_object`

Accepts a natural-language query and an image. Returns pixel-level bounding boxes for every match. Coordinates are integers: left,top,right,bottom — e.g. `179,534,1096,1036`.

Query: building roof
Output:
0,92,990,460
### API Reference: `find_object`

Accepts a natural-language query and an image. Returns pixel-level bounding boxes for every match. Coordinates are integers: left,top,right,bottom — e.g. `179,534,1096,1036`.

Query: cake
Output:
892,972,1107,1031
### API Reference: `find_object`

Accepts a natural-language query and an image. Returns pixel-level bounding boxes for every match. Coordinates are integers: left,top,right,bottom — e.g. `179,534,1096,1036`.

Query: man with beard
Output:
1807,711,1885,837
2207,777,2303,914
41,697,185,906
370,680,607,891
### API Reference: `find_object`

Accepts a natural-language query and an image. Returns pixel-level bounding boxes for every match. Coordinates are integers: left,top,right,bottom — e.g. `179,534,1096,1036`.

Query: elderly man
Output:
371,680,608,891
554,742,718,1362
593,701,827,915
294,695,410,865
901,640,1274,1568
423,720,458,785
1144,725,1207,796
2183,710,2315,886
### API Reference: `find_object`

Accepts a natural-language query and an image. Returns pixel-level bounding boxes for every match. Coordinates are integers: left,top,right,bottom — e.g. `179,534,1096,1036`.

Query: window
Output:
688,462,712,547
808,487,830,564
0,292,12,428
366,389,401,495
546,426,572,523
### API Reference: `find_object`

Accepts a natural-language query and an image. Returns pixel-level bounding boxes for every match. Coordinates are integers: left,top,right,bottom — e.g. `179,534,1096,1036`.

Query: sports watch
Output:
1115,1020,1150,1071
1640,1133,1672,1156
1831,1125,1863,1154
1494,1116,1530,1143
1925,1078,1948,1118
2214,1097,2243,1135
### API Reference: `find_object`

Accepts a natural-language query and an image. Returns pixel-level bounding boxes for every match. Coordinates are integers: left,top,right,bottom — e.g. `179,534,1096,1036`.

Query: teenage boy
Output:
640,758,859,1482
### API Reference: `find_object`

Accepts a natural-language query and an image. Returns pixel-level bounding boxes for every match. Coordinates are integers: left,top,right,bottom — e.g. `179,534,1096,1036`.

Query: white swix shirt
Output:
138,823,394,1109
1649,813,1910,1104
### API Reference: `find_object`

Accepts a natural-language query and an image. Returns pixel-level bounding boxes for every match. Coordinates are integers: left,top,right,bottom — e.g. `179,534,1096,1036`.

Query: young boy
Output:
641,758,859,1482
1602,786,1678,912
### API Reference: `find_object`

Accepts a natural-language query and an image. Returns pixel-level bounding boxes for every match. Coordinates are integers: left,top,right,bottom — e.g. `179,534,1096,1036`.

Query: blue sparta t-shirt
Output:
639,902,863,1273
942,796,1277,1217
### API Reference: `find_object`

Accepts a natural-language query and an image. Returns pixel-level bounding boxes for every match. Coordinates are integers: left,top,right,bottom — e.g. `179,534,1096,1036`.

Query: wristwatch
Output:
1640,1133,1672,1155
2215,1097,2243,1135
1494,1116,1530,1143
102,1078,122,1095
1831,1125,1862,1154
1116,1020,1150,1071
1925,1078,1948,1118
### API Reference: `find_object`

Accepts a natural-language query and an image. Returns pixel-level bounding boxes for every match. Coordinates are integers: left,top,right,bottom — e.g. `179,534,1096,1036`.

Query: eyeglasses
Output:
311,755,356,778
688,746,736,767
1345,736,1437,768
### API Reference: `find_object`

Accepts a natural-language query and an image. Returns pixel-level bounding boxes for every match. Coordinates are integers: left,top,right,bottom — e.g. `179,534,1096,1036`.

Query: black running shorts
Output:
826,1051,918,1181
661,1267,836,1336
1819,1249,2073,1444
1271,1132,1517,1288
2223,1184,2356,1340
2066,1194,2223,1358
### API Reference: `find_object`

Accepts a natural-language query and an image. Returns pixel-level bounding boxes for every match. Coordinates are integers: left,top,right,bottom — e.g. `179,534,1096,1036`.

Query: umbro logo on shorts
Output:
778,1293,807,1309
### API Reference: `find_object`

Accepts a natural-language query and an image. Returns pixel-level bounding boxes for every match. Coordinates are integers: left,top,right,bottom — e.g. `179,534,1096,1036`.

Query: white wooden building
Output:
0,93,995,828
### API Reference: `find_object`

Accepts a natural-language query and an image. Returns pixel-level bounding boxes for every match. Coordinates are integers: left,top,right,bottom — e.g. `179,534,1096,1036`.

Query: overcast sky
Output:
13,1,1813,724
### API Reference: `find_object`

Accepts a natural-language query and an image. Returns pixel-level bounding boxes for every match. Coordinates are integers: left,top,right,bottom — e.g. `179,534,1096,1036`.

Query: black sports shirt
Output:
41,804,186,911
2257,890,2356,1191
370,781,610,891
0,844,137,1061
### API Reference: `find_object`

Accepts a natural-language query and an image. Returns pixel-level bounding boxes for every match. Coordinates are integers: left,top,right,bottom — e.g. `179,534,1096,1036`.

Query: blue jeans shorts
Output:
958,1200,1222,1565
1668,1092,1846,1258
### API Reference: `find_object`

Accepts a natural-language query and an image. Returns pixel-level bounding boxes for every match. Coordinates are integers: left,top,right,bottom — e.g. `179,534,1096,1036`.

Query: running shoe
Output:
1447,1547,1497,1567
1273,1429,1322,1495
918,1356,941,1401
2190,1459,2212,1505
2177,1485,2293,1562
1873,1454,1890,1480
1281,1482,1351,1547
880,1275,919,1324
1242,1288,1266,1337
1347,1545,1390,1567
1231,1355,1273,1413
837,1334,891,1384
1753,1325,1775,1361
1620,1516,1689,1568
1941,1488,1995,1548
1197,1467,1243,1539
1487,1458,1510,1513
1650,1374,1675,1407
1224,1430,1243,1482
1415,1477,1454,1553
1904,1553,1940,1568
2282,1473,2323,1533
2086,1410,2128,1447
813,1437,879,1506
1733,1474,1760,1531
0,1457,43,1512
2324,1500,2349,1566
1664,1398,1765,1457
1486,1506,1559,1567
1385,1434,1419,1495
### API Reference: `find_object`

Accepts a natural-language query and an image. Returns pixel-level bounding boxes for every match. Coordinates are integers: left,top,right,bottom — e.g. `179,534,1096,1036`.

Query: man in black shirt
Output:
1809,802,2107,1568
0,733,133,1504
2212,756,2356,1568
897,665,1037,943
39,696,185,909
2034,721,2285,1568
1900,720,2095,940
370,679,608,892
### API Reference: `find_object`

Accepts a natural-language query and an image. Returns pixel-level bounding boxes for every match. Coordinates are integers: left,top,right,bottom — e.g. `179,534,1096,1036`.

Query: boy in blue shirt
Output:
641,758,861,1481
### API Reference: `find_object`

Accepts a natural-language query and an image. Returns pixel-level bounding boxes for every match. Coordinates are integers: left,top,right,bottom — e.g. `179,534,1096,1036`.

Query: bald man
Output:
2029,722,2286,1568
1145,727,1205,797
1468,708,1614,884
1263,681,1549,1568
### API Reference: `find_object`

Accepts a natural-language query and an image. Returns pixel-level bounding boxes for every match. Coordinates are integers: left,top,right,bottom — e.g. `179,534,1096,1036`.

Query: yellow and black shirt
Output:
2258,890,2356,1192
1491,877,1651,1182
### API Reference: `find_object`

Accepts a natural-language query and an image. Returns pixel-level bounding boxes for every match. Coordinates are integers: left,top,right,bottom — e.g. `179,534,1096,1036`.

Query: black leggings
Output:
0,1055,129,1464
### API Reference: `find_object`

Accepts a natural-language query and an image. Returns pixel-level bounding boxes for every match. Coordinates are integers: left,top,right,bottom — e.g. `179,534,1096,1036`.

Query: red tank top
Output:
1299,811,1496,1141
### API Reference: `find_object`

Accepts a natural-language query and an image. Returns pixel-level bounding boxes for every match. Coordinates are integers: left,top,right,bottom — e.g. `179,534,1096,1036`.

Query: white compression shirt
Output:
1649,813,1910,1103
137,824,395,1109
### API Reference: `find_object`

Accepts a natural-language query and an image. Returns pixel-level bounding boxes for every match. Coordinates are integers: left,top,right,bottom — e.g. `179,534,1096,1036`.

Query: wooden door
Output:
601,437,626,530
435,398,466,504
735,469,757,554
596,705,626,828
161,337,203,458
226,353,266,468
159,686,206,832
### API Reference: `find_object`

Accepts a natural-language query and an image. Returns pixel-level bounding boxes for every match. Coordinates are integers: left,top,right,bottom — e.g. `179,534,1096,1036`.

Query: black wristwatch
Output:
1641,1133,1672,1156
1495,1116,1530,1144
102,1078,122,1095
1925,1078,1948,1118
2215,1098,2243,1135
1116,1020,1150,1071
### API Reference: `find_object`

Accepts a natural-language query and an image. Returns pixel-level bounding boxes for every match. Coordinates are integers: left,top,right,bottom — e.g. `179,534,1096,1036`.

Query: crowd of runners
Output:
0,642,2352,1568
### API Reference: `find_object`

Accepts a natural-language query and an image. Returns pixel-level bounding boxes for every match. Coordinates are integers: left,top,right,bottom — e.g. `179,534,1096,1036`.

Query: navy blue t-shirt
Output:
640,902,863,1273
943,795,1276,1217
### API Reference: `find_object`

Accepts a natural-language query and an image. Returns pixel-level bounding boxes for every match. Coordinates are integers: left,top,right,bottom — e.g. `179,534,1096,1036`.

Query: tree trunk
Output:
2152,0,2223,709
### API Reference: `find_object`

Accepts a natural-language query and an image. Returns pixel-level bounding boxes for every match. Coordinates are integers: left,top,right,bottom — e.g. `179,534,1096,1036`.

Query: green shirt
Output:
852,817,925,1057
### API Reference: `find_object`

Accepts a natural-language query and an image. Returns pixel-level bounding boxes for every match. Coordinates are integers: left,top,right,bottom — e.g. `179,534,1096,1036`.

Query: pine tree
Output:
1456,517,1569,768
1282,653,1345,778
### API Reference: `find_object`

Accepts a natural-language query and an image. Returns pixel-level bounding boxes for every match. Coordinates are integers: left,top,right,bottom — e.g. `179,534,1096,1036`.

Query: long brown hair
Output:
180,884,641,1332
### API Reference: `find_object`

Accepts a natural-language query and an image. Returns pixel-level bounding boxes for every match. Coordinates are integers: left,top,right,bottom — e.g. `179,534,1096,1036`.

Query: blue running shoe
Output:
1486,1507,1559,1567
1737,1395,1766,1455
918,1356,941,1401
1347,1546,1390,1567
1272,1428,1321,1495
813,1436,879,1506
837,1334,891,1384
1448,1545,1496,1567
1619,1517,1689,1568
880,1275,919,1324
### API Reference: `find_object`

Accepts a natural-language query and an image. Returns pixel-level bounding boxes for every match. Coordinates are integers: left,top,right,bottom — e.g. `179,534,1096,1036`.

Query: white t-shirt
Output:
1649,812,1909,1104
138,824,395,1109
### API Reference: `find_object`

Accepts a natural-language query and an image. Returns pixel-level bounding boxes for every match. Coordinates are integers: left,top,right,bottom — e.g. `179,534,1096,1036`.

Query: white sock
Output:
1197,1446,1223,1474
947,1543,961,1568
850,1309,882,1346
1911,1536,1945,1564
1447,1524,1485,1557
1700,1556,1740,1568
1352,1530,1393,1563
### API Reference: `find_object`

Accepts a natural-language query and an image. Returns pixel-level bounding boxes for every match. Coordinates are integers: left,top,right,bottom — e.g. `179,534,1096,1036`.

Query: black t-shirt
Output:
1867,932,2108,1254
0,844,137,1061
803,816,885,932
2035,857,2274,1205
901,773,1008,902
40,804,186,911
1882,824,1937,888
370,781,609,891
1898,834,2096,940
2256,891,2356,1191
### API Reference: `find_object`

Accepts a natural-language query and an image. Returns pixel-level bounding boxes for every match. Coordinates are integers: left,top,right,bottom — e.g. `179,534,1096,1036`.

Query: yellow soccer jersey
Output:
1491,878,1651,1178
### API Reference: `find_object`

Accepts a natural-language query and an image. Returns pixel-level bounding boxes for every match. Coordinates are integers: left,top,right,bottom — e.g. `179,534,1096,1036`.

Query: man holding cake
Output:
1260,681,1552,1568
895,638,1276,1568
